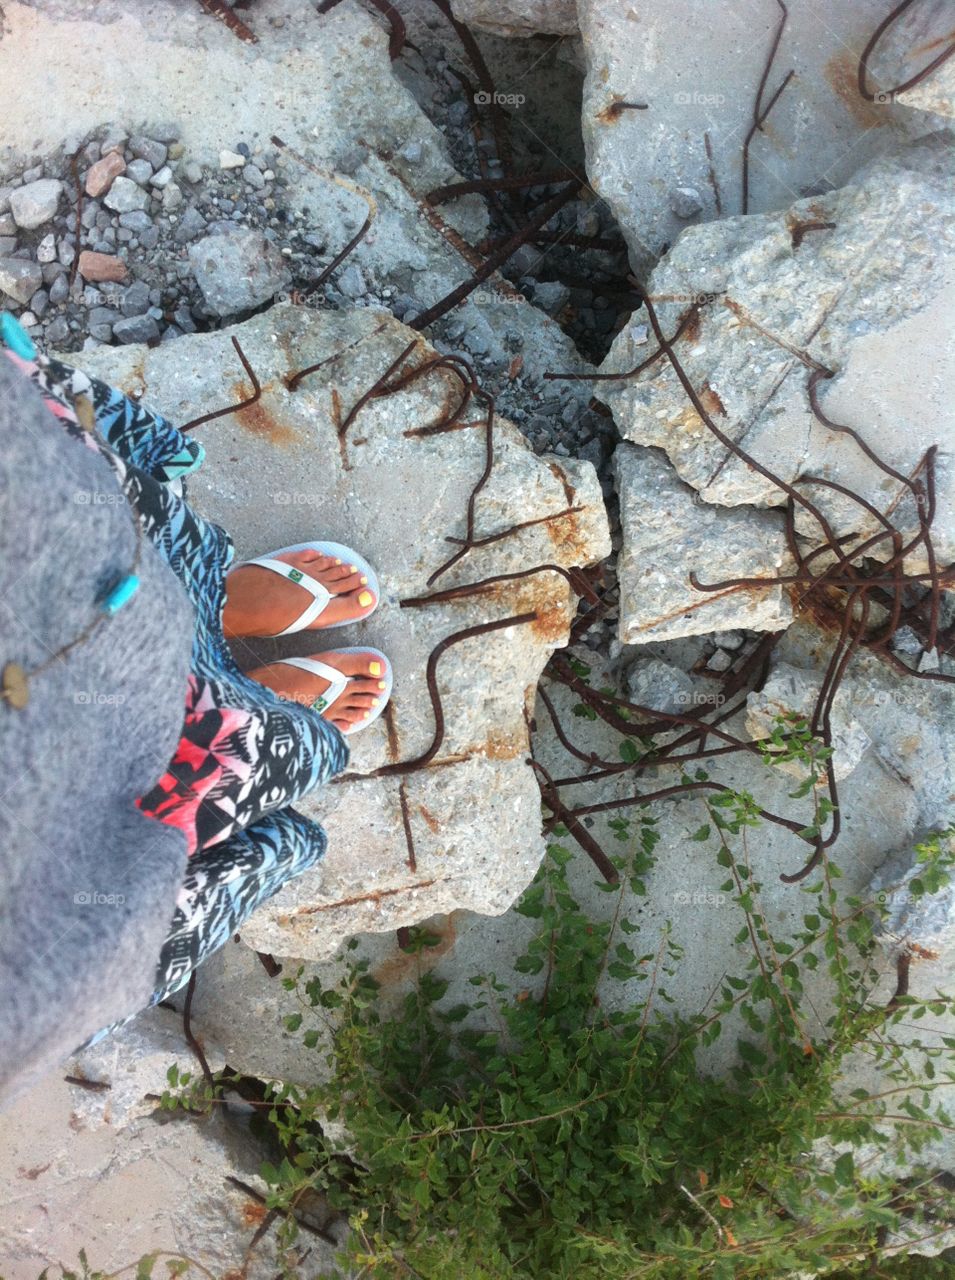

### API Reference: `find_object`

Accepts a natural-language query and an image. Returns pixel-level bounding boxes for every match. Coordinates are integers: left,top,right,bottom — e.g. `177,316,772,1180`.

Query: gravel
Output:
9,179,63,229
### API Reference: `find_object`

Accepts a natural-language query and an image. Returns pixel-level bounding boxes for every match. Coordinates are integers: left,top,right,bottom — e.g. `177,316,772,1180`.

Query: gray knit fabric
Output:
0,355,195,1105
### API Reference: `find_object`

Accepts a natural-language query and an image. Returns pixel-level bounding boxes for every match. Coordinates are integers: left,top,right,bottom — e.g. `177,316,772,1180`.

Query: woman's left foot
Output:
223,549,377,638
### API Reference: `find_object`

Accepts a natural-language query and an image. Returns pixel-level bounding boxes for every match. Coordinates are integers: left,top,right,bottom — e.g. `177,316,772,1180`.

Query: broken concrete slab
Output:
576,0,948,274
0,1064,341,1278
867,0,955,123
449,0,578,38
0,0,594,403
77,302,610,959
598,137,955,572
613,442,794,642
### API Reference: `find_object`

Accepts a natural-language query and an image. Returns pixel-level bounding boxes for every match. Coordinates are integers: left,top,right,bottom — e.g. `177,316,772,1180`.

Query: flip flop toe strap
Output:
247,556,332,635
276,657,349,714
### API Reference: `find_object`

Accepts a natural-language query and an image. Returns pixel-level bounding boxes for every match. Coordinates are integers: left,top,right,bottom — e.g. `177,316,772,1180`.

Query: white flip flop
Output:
240,540,380,637
275,647,393,736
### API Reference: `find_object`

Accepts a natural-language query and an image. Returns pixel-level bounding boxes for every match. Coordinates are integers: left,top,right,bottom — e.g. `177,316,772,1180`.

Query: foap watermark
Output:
273,491,323,507
673,890,726,907
474,90,525,108
472,289,523,306
73,490,128,506
73,691,127,706
673,90,726,107
275,288,324,308
74,890,127,907
675,690,727,709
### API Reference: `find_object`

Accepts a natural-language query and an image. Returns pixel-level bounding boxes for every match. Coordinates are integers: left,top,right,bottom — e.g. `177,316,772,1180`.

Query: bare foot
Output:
246,649,388,734
223,549,377,638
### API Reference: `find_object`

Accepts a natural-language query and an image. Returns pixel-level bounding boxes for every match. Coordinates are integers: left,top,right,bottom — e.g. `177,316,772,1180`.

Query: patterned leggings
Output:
6,348,348,1023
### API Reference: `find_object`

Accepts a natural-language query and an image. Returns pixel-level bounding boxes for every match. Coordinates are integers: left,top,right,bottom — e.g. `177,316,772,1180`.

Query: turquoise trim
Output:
1,311,37,360
100,574,141,615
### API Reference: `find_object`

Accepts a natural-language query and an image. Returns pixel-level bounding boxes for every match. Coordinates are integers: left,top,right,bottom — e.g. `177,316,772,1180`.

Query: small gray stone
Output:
30,288,49,318
81,201,100,230
706,649,733,673
531,281,571,316
88,323,114,342
0,237,16,255
88,306,121,328
139,226,160,250
125,158,154,187
0,187,13,214
149,165,174,189
0,256,43,303
173,206,206,244
162,184,184,212
99,132,127,157
9,179,63,229
112,313,160,344
118,210,153,232
21,165,43,184
121,281,151,317
57,237,75,267
188,227,290,315
48,274,70,305
669,186,704,219
181,161,203,185
717,630,746,650
104,177,149,214
626,656,697,716
0,214,14,237
243,165,265,190
81,286,104,307
129,136,168,169
337,263,366,299
400,141,424,164
173,304,196,333
891,625,923,657
44,316,71,345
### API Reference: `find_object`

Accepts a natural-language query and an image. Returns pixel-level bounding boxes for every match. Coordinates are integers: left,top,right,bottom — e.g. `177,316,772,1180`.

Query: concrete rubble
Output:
77,302,611,957
449,0,579,38
576,0,953,274
602,136,954,636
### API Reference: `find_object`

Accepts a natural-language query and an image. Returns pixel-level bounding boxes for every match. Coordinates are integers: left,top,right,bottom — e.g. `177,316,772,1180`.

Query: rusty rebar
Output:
180,336,261,432
742,0,794,214
858,0,955,103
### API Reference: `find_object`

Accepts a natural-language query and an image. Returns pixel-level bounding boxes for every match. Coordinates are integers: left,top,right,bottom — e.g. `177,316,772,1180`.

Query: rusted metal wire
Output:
790,219,836,249
180,336,261,432
858,0,955,102
370,612,539,777
197,0,258,42
742,0,794,214
409,180,582,330
398,781,417,871
532,757,620,884
183,971,215,1093
270,135,377,289
543,301,700,383
401,564,600,609
427,170,577,206
68,151,83,288
444,505,584,550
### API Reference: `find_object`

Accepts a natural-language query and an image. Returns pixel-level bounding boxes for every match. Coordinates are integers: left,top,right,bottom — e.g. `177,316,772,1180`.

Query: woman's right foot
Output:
223,549,377,639
246,649,389,734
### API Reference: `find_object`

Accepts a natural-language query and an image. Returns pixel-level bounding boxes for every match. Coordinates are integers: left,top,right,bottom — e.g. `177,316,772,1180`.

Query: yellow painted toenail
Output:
378,680,387,690
372,699,380,707
359,590,373,608
363,711,371,719
349,564,358,573
334,558,342,564
360,575,368,585
369,660,382,676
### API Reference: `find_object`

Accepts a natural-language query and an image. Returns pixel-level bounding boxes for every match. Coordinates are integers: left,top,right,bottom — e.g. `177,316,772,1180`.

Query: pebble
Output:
150,123,181,144
9,179,63,229
400,141,424,164
22,165,43,184
163,184,184,212
81,201,100,230
77,250,128,283
30,288,49,318
116,283,149,319
219,149,246,170
140,226,161,250
125,158,154,187
337,263,367,299
85,152,127,198
236,142,251,158
118,210,153,233
0,236,16,255
17,311,38,328
0,187,13,214
243,166,265,190
669,185,704,219
48,274,70,305
531,281,571,316
35,233,57,263
99,133,127,157
104,177,148,214
112,313,160,345
706,649,733,673
717,631,745,650
45,316,71,345
150,165,174,189
181,161,203,185
0,257,43,304
129,136,168,170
